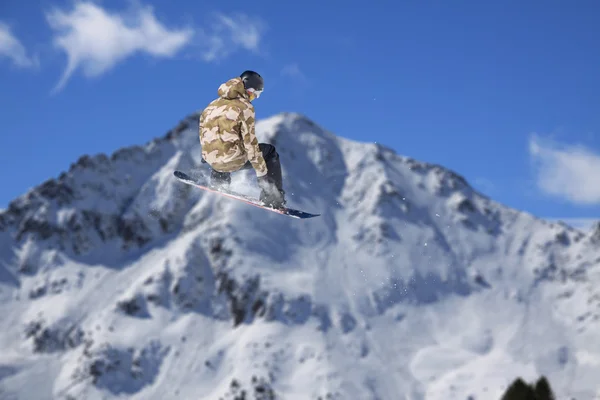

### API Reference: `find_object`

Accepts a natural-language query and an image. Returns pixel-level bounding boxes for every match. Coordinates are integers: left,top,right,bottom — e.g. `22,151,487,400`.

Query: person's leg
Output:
259,143,283,191
239,143,285,207
241,143,283,191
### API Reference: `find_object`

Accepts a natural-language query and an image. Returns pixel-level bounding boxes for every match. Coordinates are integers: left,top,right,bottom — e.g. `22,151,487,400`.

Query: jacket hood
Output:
217,77,249,100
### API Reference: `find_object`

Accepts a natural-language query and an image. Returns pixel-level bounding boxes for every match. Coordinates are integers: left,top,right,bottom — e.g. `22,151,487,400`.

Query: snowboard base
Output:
173,170,320,219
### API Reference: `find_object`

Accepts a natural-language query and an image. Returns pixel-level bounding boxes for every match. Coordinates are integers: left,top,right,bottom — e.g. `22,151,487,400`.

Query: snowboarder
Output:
198,70,286,209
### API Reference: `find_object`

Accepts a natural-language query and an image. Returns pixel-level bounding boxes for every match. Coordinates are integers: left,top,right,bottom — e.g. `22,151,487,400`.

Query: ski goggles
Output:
247,87,263,100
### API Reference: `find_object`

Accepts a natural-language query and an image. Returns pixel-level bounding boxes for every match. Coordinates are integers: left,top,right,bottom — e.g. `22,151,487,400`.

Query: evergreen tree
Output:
501,376,557,400
501,378,537,400
534,376,556,400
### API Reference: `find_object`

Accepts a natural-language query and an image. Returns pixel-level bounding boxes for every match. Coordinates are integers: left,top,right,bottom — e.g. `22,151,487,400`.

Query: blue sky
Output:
1,0,599,228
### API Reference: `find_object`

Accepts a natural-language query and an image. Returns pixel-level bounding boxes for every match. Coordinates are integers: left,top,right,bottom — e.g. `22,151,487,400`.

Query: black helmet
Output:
240,70,264,91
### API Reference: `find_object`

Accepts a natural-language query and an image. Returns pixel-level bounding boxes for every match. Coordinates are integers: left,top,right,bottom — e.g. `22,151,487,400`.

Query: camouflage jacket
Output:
199,77,268,177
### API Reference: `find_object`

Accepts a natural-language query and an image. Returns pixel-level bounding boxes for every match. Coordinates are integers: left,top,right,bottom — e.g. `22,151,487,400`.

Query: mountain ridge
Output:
0,111,599,400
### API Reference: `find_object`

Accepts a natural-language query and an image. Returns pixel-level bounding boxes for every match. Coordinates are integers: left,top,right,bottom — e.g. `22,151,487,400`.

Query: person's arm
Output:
240,106,268,177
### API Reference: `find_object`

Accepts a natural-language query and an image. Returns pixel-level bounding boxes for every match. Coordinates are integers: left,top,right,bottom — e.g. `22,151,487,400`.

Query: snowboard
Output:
173,170,320,219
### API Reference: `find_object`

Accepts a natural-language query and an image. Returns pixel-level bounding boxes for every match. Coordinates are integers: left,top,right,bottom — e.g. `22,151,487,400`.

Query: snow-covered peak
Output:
0,112,598,400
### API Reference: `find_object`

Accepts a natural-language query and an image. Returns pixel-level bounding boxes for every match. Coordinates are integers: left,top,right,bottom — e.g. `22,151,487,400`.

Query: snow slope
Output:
0,112,599,400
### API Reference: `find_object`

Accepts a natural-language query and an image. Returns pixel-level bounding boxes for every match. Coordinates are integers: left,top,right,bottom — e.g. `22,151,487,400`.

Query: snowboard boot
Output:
210,169,231,192
257,175,286,209
259,188,286,209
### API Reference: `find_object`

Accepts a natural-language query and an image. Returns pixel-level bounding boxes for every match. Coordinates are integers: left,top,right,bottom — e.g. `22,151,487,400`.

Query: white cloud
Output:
548,218,598,231
281,63,307,81
528,134,600,205
45,2,194,92
472,177,496,196
197,13,265,62
0,22,37,68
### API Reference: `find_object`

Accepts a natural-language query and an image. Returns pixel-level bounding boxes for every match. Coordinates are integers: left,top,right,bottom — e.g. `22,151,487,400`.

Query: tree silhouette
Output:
534,377,556,400
501,378,536,400
500,376,556,400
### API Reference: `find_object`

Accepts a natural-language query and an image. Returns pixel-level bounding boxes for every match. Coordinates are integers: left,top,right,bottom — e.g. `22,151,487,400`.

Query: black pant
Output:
209,143,283,191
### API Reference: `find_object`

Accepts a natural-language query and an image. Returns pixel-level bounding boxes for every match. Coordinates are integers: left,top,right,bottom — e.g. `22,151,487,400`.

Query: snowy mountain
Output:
0,111,599,400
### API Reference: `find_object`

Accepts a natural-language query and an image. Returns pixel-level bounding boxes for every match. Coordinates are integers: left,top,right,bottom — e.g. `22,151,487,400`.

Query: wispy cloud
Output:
281,63,307,82
473,177,496,196
45,1,194,92
547,217,598,231
528,134,600,205
0,22,38,68
197,13,266,62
